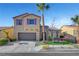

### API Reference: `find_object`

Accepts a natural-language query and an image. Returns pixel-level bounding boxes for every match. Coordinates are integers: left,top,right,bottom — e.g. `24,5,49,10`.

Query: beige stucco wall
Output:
61,26,79,43
61,26,79,36
14,14,41,41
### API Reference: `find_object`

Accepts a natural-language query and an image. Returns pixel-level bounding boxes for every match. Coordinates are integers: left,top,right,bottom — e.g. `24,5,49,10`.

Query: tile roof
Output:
13,13,40,18
61,25,79,28
0,26,13,30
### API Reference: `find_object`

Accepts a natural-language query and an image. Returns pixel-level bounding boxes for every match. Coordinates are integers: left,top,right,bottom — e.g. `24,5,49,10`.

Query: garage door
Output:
18,33,36,41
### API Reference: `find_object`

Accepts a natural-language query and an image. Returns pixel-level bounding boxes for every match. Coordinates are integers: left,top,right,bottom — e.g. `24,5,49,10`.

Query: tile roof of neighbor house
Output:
40,26,49,28
0,26,13,31
40,26,49,31
61,25,79,28
13,13,41,18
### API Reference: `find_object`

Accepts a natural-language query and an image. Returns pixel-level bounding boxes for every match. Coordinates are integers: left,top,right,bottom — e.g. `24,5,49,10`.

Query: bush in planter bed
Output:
10,38,16,42
0,38,8,45
63,40,72,44
48,36,52,41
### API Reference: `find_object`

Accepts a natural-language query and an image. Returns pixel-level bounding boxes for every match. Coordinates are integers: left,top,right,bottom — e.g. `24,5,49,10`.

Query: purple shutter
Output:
34,19,36,25
27,19,29,24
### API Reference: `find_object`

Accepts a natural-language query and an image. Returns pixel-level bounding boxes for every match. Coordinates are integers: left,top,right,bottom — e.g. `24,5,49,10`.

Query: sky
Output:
0,3,79,28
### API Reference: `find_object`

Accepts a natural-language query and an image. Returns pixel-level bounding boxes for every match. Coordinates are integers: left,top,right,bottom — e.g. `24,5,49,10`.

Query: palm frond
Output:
45,5,50,10
71,15,79,25
36,4,39,7
36,3,49,12
75,15,78,20
41,3,45,6
36,3,43,10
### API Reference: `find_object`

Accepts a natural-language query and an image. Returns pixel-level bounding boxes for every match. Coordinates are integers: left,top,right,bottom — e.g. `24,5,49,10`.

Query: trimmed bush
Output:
11,38,16,42
0,38,8,45
48,36,52,41
64,40,72,44
47,40,72,45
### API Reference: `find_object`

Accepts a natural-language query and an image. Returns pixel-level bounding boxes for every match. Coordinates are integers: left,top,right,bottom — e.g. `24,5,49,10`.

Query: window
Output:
27,19,36,25
16,19,22,25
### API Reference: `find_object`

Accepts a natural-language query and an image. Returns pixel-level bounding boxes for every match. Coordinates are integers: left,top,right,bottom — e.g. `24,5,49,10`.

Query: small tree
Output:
1,29,11,42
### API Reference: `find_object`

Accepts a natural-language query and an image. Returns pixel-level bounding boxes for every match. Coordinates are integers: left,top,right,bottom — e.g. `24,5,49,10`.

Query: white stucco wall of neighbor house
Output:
13,13,41,41
48,29,61,38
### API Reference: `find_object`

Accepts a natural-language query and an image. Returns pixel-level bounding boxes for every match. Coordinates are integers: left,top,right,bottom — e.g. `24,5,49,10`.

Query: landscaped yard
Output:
47,41,72,45
0,38,8,45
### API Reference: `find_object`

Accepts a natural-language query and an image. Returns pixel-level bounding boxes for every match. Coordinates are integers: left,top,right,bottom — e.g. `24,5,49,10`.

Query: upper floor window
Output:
16,19,22,25
27,19,36,25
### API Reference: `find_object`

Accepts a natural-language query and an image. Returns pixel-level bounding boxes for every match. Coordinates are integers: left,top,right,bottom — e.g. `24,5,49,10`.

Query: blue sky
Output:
0,3,79,28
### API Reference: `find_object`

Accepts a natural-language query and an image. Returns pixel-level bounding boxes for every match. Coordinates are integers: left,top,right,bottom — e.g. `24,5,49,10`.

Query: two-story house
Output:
0,13,61,42
13,13,49,41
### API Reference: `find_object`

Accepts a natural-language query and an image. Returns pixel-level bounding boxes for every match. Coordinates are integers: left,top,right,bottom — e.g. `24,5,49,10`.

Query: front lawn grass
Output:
0,38,8,46
48,41,72,45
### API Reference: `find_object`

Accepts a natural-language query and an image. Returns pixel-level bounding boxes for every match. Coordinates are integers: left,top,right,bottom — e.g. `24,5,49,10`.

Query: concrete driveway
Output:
0,41,36,53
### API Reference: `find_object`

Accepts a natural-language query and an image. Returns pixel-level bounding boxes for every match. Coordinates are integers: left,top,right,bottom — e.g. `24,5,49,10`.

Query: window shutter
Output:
35,19,36,24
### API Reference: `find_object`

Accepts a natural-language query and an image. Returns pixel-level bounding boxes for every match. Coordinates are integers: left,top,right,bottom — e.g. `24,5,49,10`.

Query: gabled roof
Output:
13,13,41,19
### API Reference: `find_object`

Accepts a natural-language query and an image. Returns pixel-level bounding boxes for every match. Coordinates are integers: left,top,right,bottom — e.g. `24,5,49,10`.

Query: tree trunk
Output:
42,14,45,42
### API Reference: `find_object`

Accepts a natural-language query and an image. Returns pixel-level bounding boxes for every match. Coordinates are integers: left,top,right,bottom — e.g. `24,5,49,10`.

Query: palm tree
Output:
71,15,79,44
36,3,49,42
71,15,79,26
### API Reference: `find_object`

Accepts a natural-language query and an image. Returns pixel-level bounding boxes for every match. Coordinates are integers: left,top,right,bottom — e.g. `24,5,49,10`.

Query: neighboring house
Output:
49,27,61,38
13,13,49,41
0,27,14,39
48,27,61,41
61,25,79,43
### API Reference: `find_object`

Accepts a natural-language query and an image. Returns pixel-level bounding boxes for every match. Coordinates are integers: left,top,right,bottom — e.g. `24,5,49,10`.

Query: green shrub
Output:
11,38,16,42
48,36,52,39
48,36,52,41
64,40,72,44
48,40,72,45
0,38,8,45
